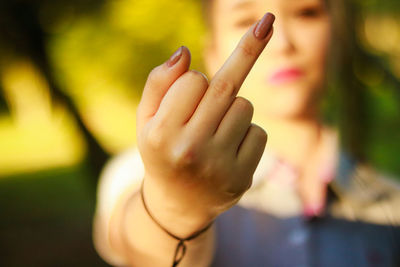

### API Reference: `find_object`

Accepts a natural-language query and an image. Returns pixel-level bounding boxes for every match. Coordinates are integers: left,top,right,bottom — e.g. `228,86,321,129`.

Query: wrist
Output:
142,176,215,238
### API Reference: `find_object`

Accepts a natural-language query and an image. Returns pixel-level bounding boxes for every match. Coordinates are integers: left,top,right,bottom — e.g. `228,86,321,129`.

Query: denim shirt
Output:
211,153,400,267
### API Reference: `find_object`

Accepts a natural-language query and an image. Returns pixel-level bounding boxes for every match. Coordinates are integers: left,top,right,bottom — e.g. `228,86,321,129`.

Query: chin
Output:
244,78,322,120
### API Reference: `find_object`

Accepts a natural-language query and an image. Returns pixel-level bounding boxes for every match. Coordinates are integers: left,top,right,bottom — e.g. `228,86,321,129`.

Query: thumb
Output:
137,46,191,132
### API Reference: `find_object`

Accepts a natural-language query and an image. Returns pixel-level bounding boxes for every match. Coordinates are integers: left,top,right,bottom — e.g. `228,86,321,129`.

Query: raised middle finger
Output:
188,12,275,137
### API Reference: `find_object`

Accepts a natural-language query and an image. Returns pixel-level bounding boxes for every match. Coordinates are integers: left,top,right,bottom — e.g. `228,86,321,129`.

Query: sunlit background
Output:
0,0,399,265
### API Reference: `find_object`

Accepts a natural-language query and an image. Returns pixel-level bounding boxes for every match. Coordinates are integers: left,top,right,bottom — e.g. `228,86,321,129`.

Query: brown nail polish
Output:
254,12,275,40
167,46,183,67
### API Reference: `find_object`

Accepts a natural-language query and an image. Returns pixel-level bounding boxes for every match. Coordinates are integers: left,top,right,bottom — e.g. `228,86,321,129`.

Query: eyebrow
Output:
231,0,256,11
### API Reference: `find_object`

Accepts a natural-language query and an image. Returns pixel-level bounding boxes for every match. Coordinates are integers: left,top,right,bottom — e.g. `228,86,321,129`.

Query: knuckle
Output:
146,66,162,84
221,178,247,198
183,70,209,88
239,176,253,193
234,97,254,115
211,78,237,98
170,142,200,169
186,70,208,81
246,177,253,190
238,43,258,58
146,121,167,149
198,161,214,179
146,131,164,150
251,124,268,143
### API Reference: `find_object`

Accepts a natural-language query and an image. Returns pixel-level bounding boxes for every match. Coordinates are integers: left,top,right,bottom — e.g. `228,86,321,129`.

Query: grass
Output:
0,164,110,267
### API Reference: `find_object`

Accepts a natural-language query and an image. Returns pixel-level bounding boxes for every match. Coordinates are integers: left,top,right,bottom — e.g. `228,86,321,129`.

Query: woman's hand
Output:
136,13,275,237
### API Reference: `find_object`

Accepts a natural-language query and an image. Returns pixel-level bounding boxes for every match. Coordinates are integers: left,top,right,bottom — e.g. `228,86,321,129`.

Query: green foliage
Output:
48,0,206,101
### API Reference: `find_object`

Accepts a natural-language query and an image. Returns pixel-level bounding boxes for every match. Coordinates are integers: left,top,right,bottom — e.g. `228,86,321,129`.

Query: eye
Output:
234,17,258,28
296,6,324,19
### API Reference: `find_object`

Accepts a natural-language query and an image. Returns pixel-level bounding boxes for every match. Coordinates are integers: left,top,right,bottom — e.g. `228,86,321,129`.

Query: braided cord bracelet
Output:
140,182,214,267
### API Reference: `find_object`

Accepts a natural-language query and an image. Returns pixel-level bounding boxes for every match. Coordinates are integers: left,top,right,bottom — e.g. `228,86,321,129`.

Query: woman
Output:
93,0,400,266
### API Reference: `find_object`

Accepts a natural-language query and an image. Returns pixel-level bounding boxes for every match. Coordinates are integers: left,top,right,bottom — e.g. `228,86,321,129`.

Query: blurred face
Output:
205,0,332,122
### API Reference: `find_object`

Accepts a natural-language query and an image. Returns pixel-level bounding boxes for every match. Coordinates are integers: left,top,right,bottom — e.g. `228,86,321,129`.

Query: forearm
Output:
117,190,216,267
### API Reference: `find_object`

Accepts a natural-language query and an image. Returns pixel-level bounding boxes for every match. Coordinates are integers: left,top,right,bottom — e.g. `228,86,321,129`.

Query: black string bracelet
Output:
140,182,214,267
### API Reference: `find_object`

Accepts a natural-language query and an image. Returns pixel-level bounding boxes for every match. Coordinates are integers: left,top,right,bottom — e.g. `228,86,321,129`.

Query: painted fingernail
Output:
167,46,183,67
254,12,275,40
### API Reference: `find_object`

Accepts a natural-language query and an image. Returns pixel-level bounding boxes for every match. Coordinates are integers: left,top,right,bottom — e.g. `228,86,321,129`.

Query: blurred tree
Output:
0,84,8,114
0,0,108,180
322,0,400,176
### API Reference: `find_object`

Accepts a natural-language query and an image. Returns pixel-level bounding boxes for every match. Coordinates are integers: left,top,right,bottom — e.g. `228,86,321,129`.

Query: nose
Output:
267,17,296,55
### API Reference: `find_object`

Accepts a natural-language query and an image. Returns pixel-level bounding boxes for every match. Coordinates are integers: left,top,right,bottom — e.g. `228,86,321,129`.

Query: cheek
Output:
299,23,331,82
213,20,247,70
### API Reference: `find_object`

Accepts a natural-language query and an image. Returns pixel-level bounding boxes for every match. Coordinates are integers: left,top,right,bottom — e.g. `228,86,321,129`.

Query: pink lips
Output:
269,68,303,85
